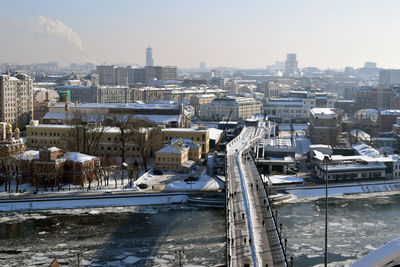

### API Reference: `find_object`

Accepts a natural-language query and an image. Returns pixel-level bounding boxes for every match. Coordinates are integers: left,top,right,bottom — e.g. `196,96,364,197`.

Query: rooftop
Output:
310,108,336,116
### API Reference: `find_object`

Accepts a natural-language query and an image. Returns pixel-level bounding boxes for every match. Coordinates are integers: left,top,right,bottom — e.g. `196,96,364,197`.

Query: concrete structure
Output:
309,108,341,146
313,150,400,181
201,96,261,121
57,85,130,104
357,87,394,110
0,73,33,127
96,65,177,86
284,53,298,77
378,109,400,132
264,90,336,123
226,126,286,266
146,47,154,66
33,88,59,103
379,69,400,87
190,94,216,116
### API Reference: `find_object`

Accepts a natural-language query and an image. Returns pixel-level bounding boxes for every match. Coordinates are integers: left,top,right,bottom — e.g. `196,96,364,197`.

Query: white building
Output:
200,96,261,121
264,91,336,123
0,73,33,126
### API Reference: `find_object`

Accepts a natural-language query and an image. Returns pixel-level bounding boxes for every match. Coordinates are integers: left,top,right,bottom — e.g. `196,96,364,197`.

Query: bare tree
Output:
68,110,108,155
133,125,159,172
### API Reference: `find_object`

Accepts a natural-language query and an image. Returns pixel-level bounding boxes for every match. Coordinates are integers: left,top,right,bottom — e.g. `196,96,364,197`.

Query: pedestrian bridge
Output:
226,125,287,267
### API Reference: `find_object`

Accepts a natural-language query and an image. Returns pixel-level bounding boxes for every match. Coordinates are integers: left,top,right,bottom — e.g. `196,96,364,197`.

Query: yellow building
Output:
155,140,189,171
25,120,158,161
161,126,209,158
155,138,201,171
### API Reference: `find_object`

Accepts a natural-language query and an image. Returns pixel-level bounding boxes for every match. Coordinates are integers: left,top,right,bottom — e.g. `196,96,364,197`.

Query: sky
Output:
1,0,400,69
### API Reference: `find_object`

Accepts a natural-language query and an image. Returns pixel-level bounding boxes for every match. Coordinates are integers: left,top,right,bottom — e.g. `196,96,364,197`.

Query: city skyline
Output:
2,0,400,69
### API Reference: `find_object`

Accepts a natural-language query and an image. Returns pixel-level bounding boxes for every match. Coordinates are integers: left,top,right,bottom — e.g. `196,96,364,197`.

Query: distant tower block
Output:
146,47,154,66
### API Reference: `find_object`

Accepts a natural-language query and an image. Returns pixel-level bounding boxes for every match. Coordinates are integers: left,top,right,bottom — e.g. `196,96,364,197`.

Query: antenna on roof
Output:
65,93,70,124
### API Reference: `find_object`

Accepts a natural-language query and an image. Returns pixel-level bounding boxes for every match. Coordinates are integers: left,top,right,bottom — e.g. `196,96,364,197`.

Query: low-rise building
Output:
161,126,209,158
155,139,196,171
13,147,99,187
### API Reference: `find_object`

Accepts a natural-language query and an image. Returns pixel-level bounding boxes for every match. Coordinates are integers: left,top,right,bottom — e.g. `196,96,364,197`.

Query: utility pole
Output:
175,247,185,267
324,155,330,267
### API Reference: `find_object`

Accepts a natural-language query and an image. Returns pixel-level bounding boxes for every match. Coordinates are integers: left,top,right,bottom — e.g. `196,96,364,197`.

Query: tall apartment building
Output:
356,87,394,109
0,73,33,127
96,65,177,86
96,65,116,85
146,47,154,66
57,85,130,104
379,69,400,87
284,53,298,77
200,96,261,121
309,108,341,146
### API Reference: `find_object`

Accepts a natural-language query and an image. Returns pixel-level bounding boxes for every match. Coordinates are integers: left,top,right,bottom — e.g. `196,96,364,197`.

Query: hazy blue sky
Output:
1,0,400,69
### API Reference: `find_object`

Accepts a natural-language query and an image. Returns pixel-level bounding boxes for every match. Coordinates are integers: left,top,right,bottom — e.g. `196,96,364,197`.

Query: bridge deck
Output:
226,126,286,267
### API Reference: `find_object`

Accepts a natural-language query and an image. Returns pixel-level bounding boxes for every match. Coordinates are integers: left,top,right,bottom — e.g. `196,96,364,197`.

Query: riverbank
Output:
280,179,400,199
0,192,194,211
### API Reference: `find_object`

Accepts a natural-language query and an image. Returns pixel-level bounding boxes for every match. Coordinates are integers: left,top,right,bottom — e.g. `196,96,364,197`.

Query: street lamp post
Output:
324,155,330,267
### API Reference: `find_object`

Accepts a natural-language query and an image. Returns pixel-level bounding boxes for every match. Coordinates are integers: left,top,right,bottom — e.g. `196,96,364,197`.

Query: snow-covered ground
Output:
264,174,304,185
286,180,400,199
0,169,155,198
134,167,224,192
0,193,189,211
165,172,224,191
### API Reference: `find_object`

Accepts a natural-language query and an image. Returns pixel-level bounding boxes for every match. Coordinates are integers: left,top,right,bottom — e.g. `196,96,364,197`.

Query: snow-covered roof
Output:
310,108,336,117
267,175,304,185
352,142,380,158
50,103,182,110
156,144,188,154
265,138,294,148
380,109,400,116
162,127,208,132
12,150,39,161
208,128,223,140
170,138,200,149
63,152,97,163
42,112,181,125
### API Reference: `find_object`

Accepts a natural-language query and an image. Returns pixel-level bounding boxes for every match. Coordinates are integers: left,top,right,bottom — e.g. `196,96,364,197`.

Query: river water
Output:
0,205,226,266
2,192,400,266
276,191,400,266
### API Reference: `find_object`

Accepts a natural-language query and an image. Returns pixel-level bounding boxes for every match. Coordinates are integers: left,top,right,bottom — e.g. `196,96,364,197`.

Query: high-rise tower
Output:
284,53,298,77
146,47,154,66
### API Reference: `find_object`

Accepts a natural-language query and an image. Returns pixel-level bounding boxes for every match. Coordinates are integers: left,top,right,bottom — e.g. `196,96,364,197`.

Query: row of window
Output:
157,157,180,162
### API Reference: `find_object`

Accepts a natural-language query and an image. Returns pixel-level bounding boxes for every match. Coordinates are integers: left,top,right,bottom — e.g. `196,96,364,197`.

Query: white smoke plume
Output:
36,16,84,53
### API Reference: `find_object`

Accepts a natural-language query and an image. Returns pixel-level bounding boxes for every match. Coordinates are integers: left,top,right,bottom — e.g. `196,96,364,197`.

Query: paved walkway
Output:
226,126,286,267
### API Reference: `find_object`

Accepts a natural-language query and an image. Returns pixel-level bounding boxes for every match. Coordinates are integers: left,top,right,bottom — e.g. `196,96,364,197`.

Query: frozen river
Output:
0,205,226,266
276,191,400,266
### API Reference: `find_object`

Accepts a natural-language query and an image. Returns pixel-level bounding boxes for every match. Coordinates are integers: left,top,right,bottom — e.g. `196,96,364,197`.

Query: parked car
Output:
184,176,199,182
138,183,148,189
153,169,163,175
